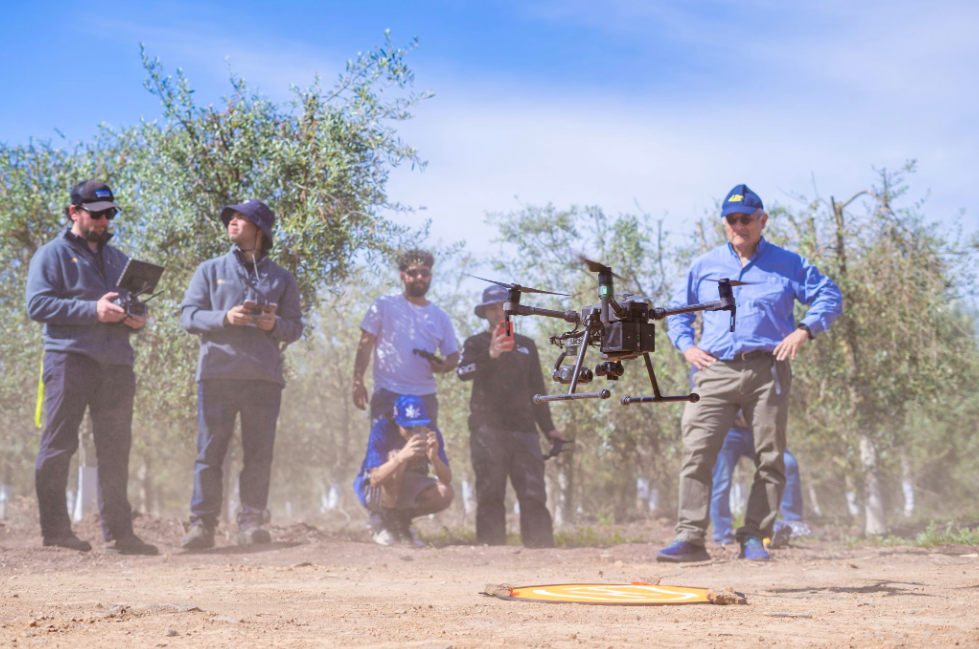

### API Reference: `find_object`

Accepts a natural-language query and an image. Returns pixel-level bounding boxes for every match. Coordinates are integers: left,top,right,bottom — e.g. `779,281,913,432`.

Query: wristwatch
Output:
796,323,814,341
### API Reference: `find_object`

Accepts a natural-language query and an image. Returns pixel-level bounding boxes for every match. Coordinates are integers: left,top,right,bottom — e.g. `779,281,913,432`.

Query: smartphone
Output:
242,299,264,316
497,321,515,344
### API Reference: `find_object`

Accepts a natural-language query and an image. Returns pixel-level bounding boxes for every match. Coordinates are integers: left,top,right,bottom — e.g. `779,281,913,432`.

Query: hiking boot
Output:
180,523,215,550
106,534,159,556
739,536,770,561
655,539,711,563
237,527,272,545
43,534,92,552
786,521,812,538
769,522,793,550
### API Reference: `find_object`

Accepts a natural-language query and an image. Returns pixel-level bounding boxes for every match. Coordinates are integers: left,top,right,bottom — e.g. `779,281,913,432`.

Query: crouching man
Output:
353,395,453,546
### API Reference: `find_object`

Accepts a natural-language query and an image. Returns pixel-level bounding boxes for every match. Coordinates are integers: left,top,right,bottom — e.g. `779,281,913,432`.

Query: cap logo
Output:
728,194,743,202
95,189,112,198
404,404,421,420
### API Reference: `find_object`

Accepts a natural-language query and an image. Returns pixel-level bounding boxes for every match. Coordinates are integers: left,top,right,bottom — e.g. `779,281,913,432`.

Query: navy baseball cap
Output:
221,199,276,249
393,394,431,428
71,180,120,212
474,284,508,318
721,184,764,217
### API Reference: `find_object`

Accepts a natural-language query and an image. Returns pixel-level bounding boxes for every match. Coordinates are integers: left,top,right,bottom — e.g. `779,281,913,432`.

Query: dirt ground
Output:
2,514,978,649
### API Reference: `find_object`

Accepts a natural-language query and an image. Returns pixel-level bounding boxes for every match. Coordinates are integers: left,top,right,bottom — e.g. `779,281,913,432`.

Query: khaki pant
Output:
675,353,792,544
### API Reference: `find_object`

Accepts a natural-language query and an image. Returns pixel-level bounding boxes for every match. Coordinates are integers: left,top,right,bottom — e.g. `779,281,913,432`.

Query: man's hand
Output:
352,380,368,410
683,345,716,371
224,305,253,327
96,293,127,323
488,326,515,359
254,312,276,331
425,430,440,462
123,313,148,330
397,434,427,464
547,430,568,442
428,351,460,374
774,328,809,361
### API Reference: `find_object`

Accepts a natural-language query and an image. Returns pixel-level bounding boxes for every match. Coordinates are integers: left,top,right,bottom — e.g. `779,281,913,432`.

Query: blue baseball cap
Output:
474,284,508,318
221,199,276,249
721,184,764,217
393,394,431,428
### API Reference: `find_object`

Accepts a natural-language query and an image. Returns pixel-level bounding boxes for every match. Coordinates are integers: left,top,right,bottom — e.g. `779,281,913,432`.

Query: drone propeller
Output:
710,278,755,287
465,274,569,296
577,254,624,279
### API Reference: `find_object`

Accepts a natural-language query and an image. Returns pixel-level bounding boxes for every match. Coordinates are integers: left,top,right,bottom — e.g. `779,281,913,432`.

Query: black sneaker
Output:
106,534,159,556
237,527,272,545
43,534,92,552
180,523,215,550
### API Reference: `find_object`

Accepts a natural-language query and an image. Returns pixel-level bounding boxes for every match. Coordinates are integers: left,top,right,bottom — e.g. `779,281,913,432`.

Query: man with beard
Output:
25,180,157,554
179,200,303,549
352,250,459,427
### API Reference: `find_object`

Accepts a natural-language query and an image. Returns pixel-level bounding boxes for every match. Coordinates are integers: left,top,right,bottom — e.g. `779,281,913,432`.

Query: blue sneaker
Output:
656,539,711,563
739,536,770,561
714,535,738,546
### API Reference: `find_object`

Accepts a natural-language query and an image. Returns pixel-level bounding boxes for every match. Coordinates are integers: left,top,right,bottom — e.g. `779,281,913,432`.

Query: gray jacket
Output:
181,247,303,385
25,229,137,366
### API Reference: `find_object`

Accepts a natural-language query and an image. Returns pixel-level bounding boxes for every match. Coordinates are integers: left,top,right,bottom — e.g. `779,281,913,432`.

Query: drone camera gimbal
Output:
469,259,741,407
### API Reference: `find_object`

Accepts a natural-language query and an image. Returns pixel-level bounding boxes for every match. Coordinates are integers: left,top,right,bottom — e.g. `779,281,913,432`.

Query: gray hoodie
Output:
25,229,137,365
180,247,303,386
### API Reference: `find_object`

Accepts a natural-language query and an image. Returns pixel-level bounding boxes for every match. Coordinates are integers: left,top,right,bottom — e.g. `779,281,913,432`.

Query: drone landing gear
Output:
620,353,700,406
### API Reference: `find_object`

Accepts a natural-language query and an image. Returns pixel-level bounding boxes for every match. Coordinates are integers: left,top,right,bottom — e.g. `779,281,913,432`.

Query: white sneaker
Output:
372,527,399,546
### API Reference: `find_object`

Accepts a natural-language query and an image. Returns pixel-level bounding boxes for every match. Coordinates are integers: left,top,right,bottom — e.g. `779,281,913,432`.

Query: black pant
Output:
35,351,136,541
190,379,283,529
470,425,553,548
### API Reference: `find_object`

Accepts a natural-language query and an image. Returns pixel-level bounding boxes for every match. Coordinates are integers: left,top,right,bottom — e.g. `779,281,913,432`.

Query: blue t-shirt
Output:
352,418,450,507
360,294,459,396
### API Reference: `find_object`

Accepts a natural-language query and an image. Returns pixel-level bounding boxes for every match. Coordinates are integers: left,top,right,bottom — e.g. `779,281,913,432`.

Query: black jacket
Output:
456,331,555,434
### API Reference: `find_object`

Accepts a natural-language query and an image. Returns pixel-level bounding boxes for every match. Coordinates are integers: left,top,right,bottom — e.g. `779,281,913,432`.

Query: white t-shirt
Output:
360,294,459,396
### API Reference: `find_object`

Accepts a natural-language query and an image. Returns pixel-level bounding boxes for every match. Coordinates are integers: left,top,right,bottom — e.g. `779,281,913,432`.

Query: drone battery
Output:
602,321,656,354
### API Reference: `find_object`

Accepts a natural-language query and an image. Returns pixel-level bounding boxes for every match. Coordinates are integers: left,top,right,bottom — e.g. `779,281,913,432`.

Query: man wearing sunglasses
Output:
25,180,157,555
657,184,842,563
352,249,459,427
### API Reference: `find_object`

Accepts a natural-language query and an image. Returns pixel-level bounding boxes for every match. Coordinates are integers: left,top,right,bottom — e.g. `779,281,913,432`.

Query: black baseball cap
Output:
70,180,120,212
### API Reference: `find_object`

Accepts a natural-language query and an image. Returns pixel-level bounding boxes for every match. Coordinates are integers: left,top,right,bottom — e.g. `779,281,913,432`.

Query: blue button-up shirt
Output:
667,237,842,360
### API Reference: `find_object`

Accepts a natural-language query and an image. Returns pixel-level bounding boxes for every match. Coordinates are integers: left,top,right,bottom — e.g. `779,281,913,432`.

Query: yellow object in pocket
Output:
35,357,44,428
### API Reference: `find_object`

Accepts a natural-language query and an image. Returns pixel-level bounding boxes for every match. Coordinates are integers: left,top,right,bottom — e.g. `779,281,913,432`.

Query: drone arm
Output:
504,302,580,325
650,300,724,319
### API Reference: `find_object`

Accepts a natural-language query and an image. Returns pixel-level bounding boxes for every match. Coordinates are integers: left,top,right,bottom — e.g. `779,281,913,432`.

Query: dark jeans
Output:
710,426,803,543
470,425,554,548
190,379,282,529
370,388,438,428
36,351,135,541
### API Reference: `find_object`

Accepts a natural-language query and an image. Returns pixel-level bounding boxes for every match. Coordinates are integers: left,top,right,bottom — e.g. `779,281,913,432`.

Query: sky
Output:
3,0,977,256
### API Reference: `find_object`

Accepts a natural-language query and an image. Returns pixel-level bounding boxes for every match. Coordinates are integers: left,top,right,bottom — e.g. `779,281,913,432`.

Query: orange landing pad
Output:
502,582,711,605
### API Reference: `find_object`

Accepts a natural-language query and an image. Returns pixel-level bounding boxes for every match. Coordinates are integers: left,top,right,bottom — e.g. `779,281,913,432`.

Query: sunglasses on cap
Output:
725,214,756,226
404,268,431,278
81,206,118,221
